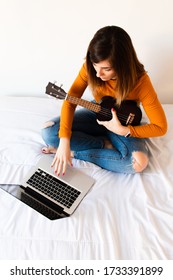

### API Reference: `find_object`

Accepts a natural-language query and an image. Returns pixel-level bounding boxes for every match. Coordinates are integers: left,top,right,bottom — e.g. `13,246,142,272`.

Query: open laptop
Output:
18,155,95,220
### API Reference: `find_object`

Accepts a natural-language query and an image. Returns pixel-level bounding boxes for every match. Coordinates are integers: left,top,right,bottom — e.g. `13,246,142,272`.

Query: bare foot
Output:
42,146,57,154
42,146,74,158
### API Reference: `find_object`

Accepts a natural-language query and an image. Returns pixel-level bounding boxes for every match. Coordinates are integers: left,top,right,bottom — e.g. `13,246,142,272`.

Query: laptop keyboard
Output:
26,168,81,208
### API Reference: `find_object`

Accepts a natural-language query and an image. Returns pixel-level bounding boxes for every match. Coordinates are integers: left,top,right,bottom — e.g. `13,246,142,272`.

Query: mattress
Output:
0,96,173,260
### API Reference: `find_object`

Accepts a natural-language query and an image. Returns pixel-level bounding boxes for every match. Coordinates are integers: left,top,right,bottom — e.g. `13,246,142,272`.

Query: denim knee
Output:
41,126,50,145
41,125,59,147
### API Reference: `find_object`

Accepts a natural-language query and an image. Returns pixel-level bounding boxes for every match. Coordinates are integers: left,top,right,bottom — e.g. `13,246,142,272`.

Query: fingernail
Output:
111,108,115,112
62,173,65,176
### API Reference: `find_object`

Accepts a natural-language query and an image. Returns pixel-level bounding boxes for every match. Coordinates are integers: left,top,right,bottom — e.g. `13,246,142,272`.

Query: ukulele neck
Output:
66,95,101,113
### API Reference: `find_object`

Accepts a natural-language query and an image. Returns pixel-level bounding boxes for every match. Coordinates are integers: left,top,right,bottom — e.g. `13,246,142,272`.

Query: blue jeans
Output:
41,108,148,173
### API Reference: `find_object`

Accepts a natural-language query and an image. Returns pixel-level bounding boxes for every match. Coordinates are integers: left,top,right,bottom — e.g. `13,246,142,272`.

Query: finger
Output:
51,156,57,167
111,107,116,116
62,160,67,175
53,157,60,173
62,156,73,175
97,119,106,126
51,154,61,168
54,158,62,176
68,157,73,167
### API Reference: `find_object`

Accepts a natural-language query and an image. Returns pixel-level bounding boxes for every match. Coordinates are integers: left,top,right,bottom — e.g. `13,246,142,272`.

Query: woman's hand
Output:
97,108,129,136
51,137,72,176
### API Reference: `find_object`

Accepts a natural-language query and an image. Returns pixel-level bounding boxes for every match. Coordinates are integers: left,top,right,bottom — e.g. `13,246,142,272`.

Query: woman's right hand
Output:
51,137,73,176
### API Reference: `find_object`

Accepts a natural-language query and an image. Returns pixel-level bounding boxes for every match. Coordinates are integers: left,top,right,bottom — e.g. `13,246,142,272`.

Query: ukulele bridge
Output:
126,113,135,125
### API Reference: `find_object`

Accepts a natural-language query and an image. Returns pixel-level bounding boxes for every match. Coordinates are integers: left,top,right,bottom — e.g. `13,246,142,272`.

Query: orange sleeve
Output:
59,63,88,138
129,74,168,138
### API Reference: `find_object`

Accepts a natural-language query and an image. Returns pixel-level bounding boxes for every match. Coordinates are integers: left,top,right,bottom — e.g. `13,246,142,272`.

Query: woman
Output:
42,26,167,176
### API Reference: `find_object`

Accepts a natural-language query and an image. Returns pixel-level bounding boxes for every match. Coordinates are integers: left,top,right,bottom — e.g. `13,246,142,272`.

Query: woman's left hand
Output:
97,108,128,135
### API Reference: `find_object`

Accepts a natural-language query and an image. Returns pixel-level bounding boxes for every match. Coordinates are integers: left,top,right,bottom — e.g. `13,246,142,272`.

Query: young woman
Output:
42,26,167,176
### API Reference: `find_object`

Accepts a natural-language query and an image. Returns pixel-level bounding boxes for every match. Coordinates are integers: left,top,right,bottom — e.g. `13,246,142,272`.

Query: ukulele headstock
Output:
45,82,67,100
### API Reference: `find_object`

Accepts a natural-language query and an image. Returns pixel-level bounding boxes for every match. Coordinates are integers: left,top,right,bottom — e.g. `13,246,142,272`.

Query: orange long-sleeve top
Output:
59,63,167,139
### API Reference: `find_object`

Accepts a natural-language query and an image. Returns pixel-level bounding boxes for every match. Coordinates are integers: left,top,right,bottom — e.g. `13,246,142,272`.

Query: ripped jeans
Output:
41,108,149,174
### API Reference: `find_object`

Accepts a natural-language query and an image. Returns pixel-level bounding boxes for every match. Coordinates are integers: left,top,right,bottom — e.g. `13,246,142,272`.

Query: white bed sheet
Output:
0,96,173,260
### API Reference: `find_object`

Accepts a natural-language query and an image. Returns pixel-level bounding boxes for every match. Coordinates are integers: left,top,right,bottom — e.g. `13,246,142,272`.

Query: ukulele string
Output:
70,96,128,121
51,87,128,122
99,107,128,122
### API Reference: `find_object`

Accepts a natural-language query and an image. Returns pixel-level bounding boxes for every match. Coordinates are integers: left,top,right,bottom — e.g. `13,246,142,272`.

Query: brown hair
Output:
86,26,146,104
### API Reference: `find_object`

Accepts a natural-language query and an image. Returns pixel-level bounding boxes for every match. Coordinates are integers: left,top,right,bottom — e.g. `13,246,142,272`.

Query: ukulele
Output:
45,82,142,126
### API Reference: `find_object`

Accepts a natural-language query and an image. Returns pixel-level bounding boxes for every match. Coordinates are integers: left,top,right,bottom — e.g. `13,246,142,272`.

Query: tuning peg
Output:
53,80,57,85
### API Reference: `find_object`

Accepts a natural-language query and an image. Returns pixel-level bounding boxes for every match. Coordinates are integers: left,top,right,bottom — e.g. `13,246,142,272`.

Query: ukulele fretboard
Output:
67,95,101,113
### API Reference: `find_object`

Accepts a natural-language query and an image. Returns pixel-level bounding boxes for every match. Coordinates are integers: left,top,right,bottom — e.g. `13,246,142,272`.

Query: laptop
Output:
18,155,95,220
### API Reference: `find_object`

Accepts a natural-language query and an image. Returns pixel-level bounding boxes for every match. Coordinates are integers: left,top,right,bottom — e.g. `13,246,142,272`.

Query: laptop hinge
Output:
21,186,64,213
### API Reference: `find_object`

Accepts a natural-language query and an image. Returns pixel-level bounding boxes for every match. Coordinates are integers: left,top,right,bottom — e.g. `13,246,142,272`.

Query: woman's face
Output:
92,60,116,81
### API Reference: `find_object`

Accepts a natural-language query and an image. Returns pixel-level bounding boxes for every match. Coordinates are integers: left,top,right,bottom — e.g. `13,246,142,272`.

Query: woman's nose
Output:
96,68,102,77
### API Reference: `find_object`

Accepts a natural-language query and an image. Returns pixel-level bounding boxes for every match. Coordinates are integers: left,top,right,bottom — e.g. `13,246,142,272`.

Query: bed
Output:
0,96,173,260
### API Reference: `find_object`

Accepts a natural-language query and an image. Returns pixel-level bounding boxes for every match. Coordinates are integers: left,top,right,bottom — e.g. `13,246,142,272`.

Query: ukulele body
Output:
97,96,142,126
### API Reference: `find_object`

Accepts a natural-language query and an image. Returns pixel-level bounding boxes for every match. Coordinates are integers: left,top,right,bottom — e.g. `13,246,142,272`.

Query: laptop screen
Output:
0,184,66,220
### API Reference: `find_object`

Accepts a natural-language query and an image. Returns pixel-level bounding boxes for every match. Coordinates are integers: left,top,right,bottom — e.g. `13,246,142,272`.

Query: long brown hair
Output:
86,26,146,104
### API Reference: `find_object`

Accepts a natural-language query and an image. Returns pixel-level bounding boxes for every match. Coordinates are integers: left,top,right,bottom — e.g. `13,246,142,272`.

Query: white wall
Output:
0,0,173,103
